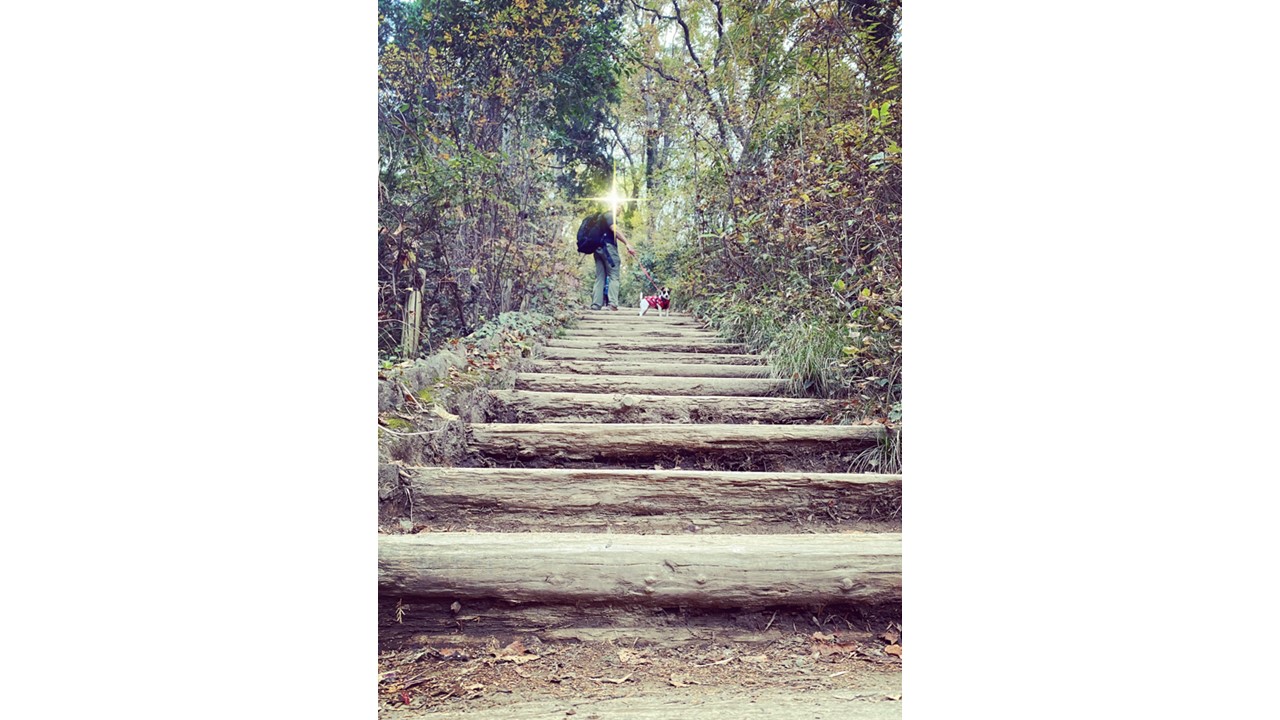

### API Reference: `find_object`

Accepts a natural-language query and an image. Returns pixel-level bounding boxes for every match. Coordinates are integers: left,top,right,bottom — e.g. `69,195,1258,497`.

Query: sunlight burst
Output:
588,161,642,219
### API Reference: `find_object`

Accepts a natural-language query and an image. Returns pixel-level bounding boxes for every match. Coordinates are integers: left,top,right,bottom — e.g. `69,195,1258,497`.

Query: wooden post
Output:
401,288,422,359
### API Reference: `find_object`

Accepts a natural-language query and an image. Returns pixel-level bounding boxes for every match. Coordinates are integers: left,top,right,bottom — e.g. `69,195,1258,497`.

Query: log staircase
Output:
378,311,902,716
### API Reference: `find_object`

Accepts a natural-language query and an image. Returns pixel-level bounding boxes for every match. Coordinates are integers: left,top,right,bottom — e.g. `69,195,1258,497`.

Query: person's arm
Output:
611,223,637,256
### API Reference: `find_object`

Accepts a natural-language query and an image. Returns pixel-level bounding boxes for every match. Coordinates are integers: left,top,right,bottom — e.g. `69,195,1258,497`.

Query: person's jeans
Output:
592,243,620,308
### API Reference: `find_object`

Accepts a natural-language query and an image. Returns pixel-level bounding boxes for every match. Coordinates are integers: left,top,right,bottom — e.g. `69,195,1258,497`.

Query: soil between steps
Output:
379,636,902,718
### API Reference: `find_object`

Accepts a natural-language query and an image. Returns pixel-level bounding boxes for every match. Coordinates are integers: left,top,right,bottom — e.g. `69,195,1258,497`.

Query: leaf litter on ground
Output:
617,648,650,665
493,639,541,665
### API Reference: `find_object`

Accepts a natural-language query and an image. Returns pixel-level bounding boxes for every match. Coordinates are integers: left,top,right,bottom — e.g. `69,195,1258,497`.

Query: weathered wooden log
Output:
574,322,706,331
468,422,885,460
538,346,765,365
564,327,724,338
545,338,748,353
400,289,421,359
488,389,841,424
578,310,701,317
528,359,770,378
379,532,902,607
378,597,821,646
515,373,788,397
404,467,901,529
564,332,727,343
379,597,899,650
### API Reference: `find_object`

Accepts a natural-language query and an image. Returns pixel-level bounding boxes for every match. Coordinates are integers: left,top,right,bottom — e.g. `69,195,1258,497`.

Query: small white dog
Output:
639,287,672,317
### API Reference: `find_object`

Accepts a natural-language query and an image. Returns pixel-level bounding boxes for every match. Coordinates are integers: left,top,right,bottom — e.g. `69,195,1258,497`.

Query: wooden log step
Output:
528,359,771,378
538,346,765,365
576,312,697,321
564,327,725,338
379,600,897,648
574,322,706,332
403,467,901,530
575,314,703,324
488,390,841,424
546,338,747,353
515,373,788,397
380,598,790,646
572,323,709,333
379,532,901,607
468,422,885,460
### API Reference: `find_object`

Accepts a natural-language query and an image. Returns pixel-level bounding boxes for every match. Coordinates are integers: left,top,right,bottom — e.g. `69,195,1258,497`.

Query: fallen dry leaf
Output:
813,641,860,657
618,648,650,665
591,673,633,684
669,675,702,688
493,640,542,665
880,630,900,644
885,644,902,657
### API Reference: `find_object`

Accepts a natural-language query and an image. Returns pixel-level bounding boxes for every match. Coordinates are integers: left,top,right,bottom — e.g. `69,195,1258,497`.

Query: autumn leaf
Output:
493,640,541,665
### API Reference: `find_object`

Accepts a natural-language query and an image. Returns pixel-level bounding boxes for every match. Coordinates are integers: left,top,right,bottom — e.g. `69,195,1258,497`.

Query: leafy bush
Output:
628,0,903,423
378,0,627,357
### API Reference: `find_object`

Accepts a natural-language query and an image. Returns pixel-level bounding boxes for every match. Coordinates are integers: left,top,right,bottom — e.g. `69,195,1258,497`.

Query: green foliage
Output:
610,0,902,421
469,311,556,341
383,417,413,431
378,0,902,426
378,0,628,357
768,319,849,397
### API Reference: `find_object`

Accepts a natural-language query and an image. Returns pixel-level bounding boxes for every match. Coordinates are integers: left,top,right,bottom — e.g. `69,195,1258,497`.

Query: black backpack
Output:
576,213,611,255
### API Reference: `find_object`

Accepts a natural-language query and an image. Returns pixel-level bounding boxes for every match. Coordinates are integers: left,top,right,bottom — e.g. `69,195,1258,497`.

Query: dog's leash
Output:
615,235,664,294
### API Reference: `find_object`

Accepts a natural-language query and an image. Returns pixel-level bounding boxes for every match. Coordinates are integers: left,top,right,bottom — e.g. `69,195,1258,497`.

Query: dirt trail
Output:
379,312,901,717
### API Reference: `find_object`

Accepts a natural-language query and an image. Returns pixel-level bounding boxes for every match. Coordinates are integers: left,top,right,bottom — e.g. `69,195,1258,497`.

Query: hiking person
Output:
577,210,627,311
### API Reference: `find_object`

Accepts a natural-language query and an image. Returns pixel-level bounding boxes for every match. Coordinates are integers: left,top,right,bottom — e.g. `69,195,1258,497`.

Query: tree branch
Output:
608,119,635,167
627,0,676,21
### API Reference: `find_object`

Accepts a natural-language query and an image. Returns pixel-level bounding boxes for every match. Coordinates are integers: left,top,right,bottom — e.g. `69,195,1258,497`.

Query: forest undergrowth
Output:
379,0,902,470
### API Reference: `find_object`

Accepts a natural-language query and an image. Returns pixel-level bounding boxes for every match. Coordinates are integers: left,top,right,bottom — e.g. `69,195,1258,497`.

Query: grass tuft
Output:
767,318,848,397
